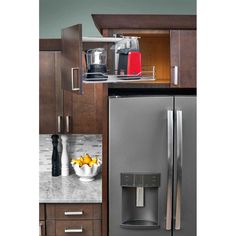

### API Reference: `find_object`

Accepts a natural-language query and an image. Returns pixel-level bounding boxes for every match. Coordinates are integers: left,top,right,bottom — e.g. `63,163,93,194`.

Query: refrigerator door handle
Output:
175,110,183,230
166,110,174,230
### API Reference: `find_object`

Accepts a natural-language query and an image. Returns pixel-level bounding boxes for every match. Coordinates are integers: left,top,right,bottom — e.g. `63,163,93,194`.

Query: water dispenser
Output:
120,173,161,229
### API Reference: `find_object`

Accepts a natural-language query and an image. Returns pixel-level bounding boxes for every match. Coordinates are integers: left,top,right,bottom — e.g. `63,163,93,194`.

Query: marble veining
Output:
39,172,102,203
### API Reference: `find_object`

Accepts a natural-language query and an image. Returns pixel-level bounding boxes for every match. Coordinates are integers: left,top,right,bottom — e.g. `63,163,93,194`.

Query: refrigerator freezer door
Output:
109,96,173,236
174,96,196,236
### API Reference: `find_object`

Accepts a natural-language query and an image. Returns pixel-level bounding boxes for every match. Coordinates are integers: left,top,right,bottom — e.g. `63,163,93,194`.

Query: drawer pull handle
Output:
64,211,83,216
64,227,83,233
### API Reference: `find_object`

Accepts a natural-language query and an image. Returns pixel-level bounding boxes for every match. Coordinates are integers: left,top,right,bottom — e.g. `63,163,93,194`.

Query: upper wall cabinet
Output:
61,24,83,94
170,30,196,88
39,47,104,134
39,51,63,134
92,14,196,88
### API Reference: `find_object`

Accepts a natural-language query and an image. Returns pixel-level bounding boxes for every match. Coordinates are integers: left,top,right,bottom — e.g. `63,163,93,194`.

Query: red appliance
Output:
117,50,142,76
127,51,142,76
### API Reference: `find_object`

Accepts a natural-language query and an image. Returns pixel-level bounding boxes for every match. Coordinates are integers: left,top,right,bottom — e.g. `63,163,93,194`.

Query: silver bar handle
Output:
64,227,83,233
173,66,178,85
166,110,174,230
66,116,70,133
71,67,81,91
175,110,183,230
57,116,62,133
64,211,83,216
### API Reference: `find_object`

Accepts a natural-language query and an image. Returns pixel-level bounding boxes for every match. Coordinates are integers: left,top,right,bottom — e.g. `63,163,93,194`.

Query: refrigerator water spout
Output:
136,187,144,207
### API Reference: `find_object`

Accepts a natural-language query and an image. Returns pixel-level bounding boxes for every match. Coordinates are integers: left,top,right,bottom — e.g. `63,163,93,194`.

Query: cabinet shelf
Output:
83,75,155,84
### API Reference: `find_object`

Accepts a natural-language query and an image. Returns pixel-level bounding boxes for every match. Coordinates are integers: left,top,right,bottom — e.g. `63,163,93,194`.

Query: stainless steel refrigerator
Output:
109,96,196,236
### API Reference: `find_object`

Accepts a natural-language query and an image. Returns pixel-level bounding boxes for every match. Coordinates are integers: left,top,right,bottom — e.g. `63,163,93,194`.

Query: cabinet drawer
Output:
56,220,95,236
46,204,101,220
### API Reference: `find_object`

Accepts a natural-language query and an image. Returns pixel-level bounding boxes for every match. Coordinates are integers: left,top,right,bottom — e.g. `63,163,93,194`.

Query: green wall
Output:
40,0,196,38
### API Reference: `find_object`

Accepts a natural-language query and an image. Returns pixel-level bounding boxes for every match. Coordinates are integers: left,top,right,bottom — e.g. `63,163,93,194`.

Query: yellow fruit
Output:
71,160,77,165
78,160,83,167
88,161,95,167
71,159,83,167
83,154,92,164
91,157,98,164
79,157,84,162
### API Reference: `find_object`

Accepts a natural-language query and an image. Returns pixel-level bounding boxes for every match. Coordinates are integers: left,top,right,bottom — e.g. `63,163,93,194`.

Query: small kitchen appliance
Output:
116,37,142,77
86,48,108,80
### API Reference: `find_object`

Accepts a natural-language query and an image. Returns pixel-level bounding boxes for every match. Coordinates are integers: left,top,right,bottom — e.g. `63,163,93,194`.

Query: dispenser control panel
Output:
120,173,160,188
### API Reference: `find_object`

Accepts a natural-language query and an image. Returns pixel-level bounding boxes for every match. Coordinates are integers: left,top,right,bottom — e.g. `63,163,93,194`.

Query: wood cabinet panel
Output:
55,204,93,220
40,204,45,220
40,49,103,134
170,30,196,88
56,220,93,236
39,52,57,133
61,24,83,93
46,220,56,236
63,84,103,134
44,204,101,236
39,51,63,134
40,221,46,236
93,220,101,236
46,204,102,220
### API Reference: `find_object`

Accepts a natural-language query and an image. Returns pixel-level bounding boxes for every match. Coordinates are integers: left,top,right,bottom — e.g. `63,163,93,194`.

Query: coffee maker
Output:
115,37,142,77
86,48,108,80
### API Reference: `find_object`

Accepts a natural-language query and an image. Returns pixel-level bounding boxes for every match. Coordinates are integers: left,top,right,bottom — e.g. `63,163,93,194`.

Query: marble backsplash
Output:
39,134,102,173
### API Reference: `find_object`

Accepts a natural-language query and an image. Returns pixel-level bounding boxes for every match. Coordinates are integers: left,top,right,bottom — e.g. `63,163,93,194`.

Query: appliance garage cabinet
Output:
39,203,101,236
39,46,104,134
92,14,196,88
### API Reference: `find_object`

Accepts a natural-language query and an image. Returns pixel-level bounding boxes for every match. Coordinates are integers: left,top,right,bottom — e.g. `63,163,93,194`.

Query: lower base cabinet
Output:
39,203,101,236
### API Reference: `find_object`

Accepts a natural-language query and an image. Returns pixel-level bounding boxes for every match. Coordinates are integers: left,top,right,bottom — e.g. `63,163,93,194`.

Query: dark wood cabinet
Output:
44,203,101,236
61,24,83,94
63,84,103,134
39,204,46,236
170,30,196,88
40,45,103,134
39,51,63,134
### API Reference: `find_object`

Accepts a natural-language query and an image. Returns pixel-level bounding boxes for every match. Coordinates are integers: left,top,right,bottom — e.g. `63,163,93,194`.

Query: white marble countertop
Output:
39,172,102,203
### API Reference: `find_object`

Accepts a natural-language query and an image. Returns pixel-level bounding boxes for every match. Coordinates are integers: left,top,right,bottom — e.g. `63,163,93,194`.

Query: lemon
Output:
83,154,92,164
91,157,98,164
71,160,77,165
76,160,83,167
88,161,95,167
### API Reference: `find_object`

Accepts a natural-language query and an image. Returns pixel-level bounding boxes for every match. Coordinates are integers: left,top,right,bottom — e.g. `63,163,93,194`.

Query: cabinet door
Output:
63,84,104,134
61,24,83,93
170,30,196,88
39,51,63,134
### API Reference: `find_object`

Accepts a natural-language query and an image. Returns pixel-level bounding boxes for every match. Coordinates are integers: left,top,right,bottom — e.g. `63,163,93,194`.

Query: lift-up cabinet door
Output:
170,30,196,88
61,24,83,94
